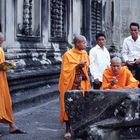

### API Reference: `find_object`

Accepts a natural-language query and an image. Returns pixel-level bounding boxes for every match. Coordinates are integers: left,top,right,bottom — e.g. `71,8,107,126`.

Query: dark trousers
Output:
135,64,140,81
93,82,102,89
127,64,140,88
127,64,140,81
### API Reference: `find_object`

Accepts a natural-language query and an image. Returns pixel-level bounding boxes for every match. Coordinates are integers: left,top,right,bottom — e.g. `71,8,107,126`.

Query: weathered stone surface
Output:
65,89,140,139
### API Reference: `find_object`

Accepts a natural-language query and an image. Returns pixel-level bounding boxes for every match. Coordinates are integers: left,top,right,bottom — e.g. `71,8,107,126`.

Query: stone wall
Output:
1,0,71,95
104,0,140,52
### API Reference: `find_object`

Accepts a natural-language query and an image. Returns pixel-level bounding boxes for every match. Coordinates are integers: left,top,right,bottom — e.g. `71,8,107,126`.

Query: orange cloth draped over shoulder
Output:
58,48,91,123
100,66,139,90
0,48,14,123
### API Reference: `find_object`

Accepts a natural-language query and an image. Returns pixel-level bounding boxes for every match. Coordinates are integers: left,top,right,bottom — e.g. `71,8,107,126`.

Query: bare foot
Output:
64,121,71,138
9,122,17,132
9,122,26,134
64,132,71,139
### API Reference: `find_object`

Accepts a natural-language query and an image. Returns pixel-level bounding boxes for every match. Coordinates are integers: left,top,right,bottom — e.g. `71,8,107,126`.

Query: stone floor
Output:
0,98,68,140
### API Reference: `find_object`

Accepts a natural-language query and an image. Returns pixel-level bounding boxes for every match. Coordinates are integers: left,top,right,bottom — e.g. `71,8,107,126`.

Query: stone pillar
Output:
83,0,103,48
112,0,121,48
28,0,32,35
50,0,66,40
90,0,102,46
67,0,73,46
22,0,33,35
83,0,91,48
5,0,15,44
42,0,49,46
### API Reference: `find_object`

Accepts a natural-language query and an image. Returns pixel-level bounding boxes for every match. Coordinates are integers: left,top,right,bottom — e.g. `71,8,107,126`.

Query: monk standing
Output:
58,35,91,138
101,56,139,90
0,33,25,136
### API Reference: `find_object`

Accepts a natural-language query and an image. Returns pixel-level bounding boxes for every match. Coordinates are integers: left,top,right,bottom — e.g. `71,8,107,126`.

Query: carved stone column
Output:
91,0,102,45
23,0,32,35
83,0,91,48
50,0,66,40
29,0,32,35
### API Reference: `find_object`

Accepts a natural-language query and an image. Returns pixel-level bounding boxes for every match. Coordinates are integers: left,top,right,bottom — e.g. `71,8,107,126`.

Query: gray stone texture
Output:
0,98,66,140
65,89,140,139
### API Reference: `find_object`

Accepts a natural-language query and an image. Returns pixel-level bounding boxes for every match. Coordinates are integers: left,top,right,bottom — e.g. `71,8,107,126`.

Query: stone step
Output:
12,84,59,112
10,78,59,93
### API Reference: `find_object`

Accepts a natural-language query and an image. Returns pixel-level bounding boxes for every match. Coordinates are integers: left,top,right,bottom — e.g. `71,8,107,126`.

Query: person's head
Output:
0,33,4,46
73,35,87,50
111,57,122,74
96,33,106,48
129,22,139,40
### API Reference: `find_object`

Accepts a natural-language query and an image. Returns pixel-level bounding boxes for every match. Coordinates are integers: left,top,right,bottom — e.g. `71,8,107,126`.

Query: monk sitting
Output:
100,56,139,90
58,35,91,138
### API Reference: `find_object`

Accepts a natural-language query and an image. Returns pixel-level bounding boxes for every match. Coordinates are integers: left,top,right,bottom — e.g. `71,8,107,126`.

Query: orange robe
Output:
101,66,139,89
0,48,14,123
58,48,91,123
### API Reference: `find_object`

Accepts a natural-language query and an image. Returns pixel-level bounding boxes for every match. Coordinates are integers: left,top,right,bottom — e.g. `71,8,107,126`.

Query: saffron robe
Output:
101,66,139,90
58,48,91,123
0,48,14,123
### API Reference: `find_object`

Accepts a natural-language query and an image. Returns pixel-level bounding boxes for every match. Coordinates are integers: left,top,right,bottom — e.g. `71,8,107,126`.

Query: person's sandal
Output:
10,129,26,134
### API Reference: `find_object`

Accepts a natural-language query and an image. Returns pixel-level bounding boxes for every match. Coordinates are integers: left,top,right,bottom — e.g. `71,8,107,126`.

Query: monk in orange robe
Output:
0,34,25,136
101,56,139,90
58,35,91,138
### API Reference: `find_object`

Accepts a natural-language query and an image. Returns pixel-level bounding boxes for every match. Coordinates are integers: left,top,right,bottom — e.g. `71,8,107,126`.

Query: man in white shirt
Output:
122,22,140,83
89,33,110,89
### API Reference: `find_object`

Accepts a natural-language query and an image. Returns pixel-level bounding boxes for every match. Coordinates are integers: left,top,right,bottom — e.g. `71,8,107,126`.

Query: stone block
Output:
65,89,140,139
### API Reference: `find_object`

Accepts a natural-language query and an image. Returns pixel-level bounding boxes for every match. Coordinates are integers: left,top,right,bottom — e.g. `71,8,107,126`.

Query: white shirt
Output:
122,35,140,62
89,44,110,82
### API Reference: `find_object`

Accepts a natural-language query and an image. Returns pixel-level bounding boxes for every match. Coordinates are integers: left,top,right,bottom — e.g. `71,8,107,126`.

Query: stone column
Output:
83,0,91,48
23,0,33,35
50,0,66,40
28,0,32,35
90,0,102,46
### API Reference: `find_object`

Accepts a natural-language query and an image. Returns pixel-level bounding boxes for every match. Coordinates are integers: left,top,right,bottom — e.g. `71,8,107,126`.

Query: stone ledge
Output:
65,89,140,139
6,65,60,98
12,84,59,112
7,66,60,80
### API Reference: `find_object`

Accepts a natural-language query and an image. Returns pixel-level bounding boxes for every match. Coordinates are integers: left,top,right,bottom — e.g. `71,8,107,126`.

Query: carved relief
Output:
91,0,102,44
16,0,41,41
22,0,31,35
50,0,66,40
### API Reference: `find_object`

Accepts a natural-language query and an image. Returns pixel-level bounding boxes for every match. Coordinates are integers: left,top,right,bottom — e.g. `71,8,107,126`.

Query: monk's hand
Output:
110,77,118,86
78,60,87,68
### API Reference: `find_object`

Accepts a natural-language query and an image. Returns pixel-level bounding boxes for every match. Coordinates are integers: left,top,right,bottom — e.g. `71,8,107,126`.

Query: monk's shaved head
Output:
111,57,122,64
111,57,122,73
73,35,87,50
73,35,86,44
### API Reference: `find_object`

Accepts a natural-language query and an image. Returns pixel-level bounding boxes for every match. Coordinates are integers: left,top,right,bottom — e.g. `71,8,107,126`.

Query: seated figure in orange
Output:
100,56,139,90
